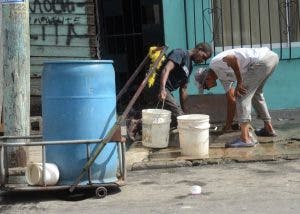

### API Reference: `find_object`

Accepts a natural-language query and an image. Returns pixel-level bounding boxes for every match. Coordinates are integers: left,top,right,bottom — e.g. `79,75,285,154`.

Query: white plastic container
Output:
25,163,59,186
142,109,171,148
190,185,202,195
177,114,210,156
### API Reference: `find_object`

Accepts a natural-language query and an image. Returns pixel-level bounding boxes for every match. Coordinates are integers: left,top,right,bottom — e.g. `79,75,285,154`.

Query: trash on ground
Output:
190,185,202,195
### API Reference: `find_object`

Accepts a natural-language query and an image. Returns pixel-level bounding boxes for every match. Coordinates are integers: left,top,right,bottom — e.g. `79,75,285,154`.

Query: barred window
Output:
212,0,300,48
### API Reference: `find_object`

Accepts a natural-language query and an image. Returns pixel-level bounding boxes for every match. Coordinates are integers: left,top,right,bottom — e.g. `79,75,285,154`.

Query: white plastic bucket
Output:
25,163,59,186
142,109,171,148
177,114,210,156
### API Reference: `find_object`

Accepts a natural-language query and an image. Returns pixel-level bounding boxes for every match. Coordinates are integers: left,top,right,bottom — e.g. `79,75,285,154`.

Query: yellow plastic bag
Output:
147,46,166,88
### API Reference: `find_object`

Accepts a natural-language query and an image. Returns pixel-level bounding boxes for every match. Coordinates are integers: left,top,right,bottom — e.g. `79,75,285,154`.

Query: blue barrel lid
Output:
43,60,113,65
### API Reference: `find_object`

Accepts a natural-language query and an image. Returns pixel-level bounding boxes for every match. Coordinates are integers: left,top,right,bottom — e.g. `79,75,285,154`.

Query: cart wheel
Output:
95,186,107,199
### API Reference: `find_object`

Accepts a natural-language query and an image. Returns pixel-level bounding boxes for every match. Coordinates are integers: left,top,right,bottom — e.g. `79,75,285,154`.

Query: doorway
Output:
97,0,165,112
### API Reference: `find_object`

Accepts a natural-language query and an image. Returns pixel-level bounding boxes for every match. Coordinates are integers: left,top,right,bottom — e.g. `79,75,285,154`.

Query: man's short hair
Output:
195,42,212,57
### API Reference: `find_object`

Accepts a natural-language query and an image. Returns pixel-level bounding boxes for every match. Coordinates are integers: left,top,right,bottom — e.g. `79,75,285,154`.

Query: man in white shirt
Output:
195,47,279,148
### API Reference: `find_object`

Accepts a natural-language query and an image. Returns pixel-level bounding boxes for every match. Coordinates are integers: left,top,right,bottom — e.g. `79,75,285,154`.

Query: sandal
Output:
225,138,256,148
254,128,277,137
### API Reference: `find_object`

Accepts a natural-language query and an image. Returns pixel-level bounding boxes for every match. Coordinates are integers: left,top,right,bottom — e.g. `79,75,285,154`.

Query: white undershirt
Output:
209,47,270,92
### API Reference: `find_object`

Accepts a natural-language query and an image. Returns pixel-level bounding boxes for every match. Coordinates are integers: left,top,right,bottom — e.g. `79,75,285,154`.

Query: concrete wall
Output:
30,0,96,78
29,0,97,115
162,0,187,51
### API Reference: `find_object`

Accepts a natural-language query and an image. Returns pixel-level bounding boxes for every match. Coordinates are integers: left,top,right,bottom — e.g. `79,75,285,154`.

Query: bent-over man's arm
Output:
224,87,236,131
159,60,175,100
222,55,247,96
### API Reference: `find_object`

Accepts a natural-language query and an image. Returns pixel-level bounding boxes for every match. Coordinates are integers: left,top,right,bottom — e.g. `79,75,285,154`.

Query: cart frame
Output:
0,135,126,198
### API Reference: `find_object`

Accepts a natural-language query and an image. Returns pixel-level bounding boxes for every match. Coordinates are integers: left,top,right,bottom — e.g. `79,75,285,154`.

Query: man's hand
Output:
159,88,167,100
235,82,247,97
224,87,236,133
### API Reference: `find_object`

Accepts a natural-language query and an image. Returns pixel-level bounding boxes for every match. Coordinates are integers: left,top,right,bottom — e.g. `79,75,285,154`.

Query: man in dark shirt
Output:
144,42,212,128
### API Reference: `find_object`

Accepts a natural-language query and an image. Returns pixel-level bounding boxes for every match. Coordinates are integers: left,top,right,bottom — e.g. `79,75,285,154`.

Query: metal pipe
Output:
69,46,168,193
278,0,283,58
193,0,196,47
229,0,234,48
117,143,122,175
220,0,224,51
0,145,5,185
286,0,292,58
211,0,217,53
249,0,253,47
268,0,273,49
121,142,127,182
86,144,92,185
238,0,243,47
42,145,46,187
258,0,262,46
69,143,106,193
201,0,206,42
0,135,42,140
0,139,104,147
183,0,189,48
116,55,150,101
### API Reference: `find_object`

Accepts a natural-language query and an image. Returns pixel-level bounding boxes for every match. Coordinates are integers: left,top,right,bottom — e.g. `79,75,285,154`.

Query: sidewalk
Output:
126,109,300,170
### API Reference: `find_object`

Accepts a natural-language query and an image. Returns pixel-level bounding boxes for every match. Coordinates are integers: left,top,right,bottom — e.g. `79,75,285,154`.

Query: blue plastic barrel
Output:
42,60,118,185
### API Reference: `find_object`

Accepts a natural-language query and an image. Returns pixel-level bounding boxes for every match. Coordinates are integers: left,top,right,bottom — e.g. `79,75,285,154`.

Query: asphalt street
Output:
1,159,300,214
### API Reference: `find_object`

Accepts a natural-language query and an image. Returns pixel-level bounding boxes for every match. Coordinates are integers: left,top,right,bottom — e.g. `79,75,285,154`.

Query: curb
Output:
131,160,193,171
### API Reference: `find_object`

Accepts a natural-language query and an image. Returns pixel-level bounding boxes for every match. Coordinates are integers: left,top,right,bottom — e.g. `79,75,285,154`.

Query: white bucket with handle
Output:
142,109,171,148
25,163,59,186
177,114,210,156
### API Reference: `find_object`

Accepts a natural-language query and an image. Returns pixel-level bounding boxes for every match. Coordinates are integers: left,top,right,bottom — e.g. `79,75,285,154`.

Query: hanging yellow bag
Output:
147,46,166,88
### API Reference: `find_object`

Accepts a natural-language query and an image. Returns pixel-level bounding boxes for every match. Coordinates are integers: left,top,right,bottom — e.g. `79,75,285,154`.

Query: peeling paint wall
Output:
29,0,97,115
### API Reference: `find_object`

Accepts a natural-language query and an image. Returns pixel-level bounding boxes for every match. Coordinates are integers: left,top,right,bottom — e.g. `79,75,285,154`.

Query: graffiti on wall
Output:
29,0,89,46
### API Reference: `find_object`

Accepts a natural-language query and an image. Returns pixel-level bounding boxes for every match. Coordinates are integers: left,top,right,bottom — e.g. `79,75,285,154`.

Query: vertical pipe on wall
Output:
249,0,253,47
267,0,273,49
183,0,189,48
238,1,243,47
193,0,196,47
229,0,234,48
278,0,283,58
201,0,206,43
286,0,292,58
210,0,216,54
258,0,262,46
2,2,30,167
220,0,224,51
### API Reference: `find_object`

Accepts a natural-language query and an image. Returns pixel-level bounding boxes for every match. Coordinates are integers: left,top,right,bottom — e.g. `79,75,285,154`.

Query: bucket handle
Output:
155,99,165,110
147,99,167,125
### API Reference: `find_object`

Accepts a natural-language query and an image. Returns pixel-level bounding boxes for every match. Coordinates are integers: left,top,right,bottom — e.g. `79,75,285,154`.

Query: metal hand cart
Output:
0,135,126,199
0,45,167,199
